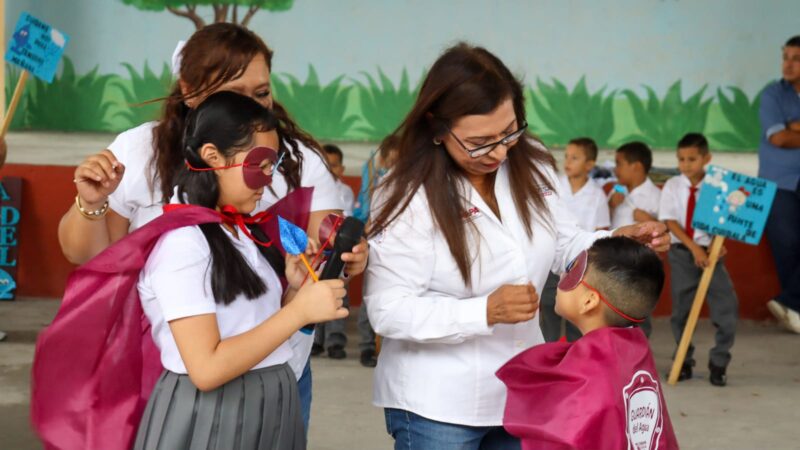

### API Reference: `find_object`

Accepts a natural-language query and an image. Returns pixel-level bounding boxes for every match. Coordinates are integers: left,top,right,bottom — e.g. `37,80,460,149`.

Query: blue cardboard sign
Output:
5,12,69,83
692,165,777,245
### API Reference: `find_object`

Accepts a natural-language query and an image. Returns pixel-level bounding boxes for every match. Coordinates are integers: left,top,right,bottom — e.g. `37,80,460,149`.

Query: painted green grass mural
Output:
528,77,616,148
26,58,119,131
354,68,422,140
622,81,713,149
3,59,767,152
114,62,173,128
711,86,764,150
272,65,358,140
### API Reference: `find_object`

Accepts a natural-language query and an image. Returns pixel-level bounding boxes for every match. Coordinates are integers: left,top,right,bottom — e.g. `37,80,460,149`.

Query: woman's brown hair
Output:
153,23,322,202
368,43,556,286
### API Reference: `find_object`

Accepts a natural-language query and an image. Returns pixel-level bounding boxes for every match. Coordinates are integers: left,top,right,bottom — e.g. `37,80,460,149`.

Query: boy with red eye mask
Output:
497,237,678,450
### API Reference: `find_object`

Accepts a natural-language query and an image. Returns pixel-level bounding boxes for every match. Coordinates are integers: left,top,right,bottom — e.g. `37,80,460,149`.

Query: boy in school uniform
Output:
609,141,661,336
658,133,738,386
540,137,610,342
312,144,356,359
498,237,678,450
609,141,662,227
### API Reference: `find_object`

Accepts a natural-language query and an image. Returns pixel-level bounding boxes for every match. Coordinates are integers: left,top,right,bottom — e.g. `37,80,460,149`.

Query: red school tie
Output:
685,185,698,239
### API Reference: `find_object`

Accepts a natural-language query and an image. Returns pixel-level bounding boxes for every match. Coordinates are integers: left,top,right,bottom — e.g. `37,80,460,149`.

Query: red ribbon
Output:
163,203,273,247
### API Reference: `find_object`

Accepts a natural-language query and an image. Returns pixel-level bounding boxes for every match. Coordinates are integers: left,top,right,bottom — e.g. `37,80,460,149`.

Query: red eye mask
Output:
185,146,279,189
558,250,588,291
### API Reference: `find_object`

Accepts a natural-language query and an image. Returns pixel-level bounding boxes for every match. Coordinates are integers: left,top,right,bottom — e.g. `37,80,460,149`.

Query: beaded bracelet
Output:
75,195,109,220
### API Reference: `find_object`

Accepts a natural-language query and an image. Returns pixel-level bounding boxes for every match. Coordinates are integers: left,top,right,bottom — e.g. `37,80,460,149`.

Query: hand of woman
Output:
341,237,369,278
285,239,321,290
612,221,670,252
73,149,125,206
288,279,349,325
486,283,539,326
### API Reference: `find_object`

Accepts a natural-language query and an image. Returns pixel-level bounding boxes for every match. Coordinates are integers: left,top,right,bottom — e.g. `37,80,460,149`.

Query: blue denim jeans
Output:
766,187,800,312
384,408,520,450
297,358,312,437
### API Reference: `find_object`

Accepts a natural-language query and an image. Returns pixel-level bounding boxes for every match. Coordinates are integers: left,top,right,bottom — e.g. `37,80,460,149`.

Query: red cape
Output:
497,327,679,450
31,188,312,450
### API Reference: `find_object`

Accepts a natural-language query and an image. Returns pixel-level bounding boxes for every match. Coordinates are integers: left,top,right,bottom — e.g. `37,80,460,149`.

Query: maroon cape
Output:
31,188,312,450
497,327,679,450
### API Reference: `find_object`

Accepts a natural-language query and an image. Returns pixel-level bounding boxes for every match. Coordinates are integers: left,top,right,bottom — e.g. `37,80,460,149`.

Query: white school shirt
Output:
658,174,712,246
106,121,343,378
557,175,611,231
609,177,662,228
138,224,293,374
365,162,611,426
336,180,355,217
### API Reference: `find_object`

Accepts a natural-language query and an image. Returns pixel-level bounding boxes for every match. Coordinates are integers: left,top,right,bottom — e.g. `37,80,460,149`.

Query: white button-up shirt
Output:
365,162,610,426
658,174,711,246
609,177,662,229
558,175,611,231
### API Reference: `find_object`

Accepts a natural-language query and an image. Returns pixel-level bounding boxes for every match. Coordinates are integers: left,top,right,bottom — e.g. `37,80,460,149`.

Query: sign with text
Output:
692,165,777,245
5,12,69,83
0,178,21,300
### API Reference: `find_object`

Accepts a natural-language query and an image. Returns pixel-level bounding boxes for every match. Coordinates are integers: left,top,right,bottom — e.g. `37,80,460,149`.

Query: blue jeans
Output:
384,408,520,450
766,187,800,312
298,358,312,437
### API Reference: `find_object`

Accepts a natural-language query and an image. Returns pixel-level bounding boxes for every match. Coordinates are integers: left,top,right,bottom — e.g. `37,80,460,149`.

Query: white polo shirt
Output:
609,177,662,228
658,174,712,246
138,224,293,374
557,175,611,231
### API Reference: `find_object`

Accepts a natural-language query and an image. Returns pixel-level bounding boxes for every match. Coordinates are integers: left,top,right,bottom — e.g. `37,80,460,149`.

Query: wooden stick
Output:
667,235,725,385
1,70,29,138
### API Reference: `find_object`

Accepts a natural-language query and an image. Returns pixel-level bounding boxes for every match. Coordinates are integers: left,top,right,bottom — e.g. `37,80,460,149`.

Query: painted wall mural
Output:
4,1,794,152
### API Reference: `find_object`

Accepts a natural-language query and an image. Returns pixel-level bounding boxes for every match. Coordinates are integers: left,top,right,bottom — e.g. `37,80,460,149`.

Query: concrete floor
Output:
1,299,798,449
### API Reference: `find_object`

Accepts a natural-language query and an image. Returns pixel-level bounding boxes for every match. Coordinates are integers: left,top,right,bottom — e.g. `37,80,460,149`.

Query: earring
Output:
433,138,442,145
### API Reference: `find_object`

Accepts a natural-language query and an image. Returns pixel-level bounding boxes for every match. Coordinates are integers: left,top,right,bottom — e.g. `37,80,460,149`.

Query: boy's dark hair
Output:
586,237,665,327
616,141,653,173
785,35,800,47
323,143,343,162
677,132,709,155
568,137,598,161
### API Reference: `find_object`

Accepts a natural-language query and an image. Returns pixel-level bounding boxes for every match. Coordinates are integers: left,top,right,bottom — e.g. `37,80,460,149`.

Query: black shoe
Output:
709,363,727,387
310,343,324,357
328,345,346,360
360,349,377,367
677,361,694,382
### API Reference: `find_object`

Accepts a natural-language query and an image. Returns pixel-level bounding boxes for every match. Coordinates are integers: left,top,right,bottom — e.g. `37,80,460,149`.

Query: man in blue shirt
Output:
761,35,800,334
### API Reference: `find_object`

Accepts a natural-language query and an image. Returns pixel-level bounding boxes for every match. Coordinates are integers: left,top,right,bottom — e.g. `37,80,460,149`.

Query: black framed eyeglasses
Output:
445,121,528,158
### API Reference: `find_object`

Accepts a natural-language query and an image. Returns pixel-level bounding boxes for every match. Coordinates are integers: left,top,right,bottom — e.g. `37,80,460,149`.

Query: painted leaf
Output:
279,216,308,255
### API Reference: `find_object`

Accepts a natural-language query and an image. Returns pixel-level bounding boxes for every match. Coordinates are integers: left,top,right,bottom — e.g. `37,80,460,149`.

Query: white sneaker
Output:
767,300,788,322
785,308,800,334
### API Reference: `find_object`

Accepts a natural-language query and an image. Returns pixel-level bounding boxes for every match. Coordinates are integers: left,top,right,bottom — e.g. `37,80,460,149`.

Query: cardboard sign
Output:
0,178,21,300
691,165,777,245
5,12,69,83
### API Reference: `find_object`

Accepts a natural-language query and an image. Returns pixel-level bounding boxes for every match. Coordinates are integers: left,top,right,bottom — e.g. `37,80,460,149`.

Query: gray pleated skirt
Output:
133,363,305,450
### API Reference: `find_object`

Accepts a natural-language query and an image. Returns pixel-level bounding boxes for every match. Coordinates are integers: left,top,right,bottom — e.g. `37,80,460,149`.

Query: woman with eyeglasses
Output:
364,43,671,450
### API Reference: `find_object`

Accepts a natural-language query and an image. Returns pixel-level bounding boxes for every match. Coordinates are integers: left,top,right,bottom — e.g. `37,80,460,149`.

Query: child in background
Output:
540,137,610,342
658,132,737,386
609,141,661,227
608,141,661,336
498,237,678,450
312,144,356,359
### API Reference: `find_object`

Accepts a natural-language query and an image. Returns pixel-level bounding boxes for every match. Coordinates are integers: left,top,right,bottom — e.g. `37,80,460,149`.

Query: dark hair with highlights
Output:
368,43,556,286
176,91,284,305
152,22,325,203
